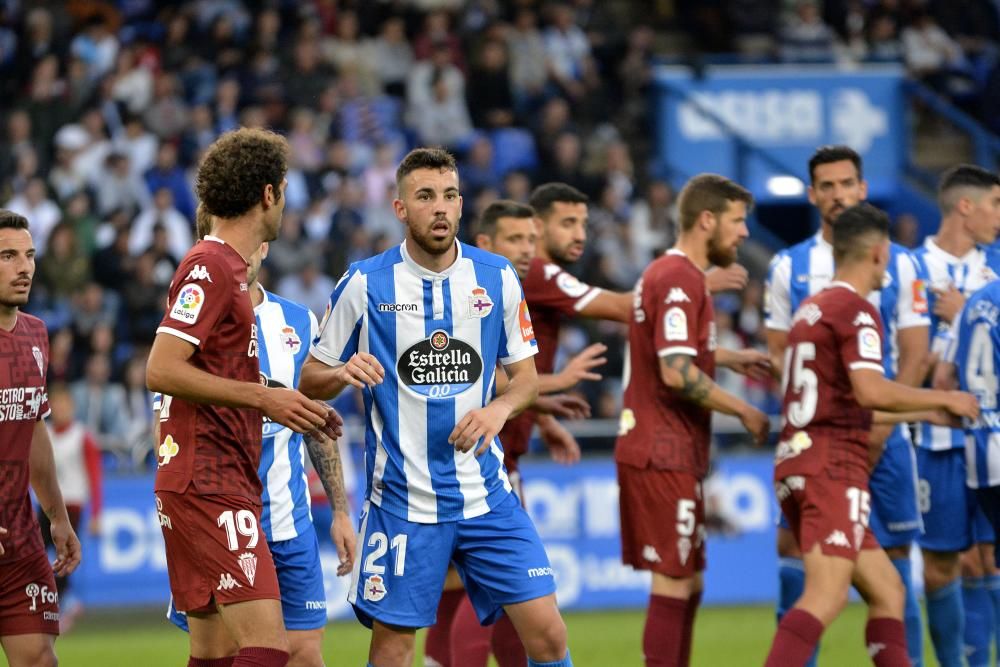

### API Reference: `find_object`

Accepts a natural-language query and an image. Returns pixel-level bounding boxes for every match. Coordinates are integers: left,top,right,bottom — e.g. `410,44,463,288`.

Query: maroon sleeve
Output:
155,252,232,347
525,261,602,316
836,299,885,375
653,264,704,357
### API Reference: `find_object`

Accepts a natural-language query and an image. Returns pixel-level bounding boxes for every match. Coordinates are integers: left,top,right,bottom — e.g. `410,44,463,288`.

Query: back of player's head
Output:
832,203,889,265
676,174,753,232
395,147,457,193
529,183,588,219
0,210,29,231
938,164,1000,215
476,200,534,239
808,145,863,184
196,128,289,219
195,203,212,240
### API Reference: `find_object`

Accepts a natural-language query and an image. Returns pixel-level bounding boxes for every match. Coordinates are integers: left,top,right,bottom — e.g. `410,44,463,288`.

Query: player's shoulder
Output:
461,242,515,272
824,287,878,323
177,239,236,274
351,244,404,276
16,311,46,335
649,251,703,282
262,290,312,322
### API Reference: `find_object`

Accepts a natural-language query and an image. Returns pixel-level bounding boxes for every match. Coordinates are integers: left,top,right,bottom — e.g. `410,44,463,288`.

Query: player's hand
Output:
725,349,772,381
49,517,81,577
538,417,582,464
533,393,591,420
739,406,770,446
331,510,356,577
924,408,963,428
449,402,512,456
337,352,385,390
944,390,980,420
557,343,607,389
262,388,336,434
932,286,965,323
307,401,344,442
705,264,749,293
0,525,6,556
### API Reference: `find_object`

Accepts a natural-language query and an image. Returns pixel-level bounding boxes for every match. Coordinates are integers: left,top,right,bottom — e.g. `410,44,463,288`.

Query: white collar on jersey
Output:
252,283,268,314
813,230,832,251
400,239,463,279
924,236,981,264
827,280,858,293
204,235,225,244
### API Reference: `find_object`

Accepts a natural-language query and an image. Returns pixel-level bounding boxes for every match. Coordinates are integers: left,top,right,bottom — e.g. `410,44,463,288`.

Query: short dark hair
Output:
0,210,29,231
808,145,863,184
196,128,289,219
676,174,754,232
395,147,458,192
476,200,535,238
832,203,889,265
938,164,1000,215
529,182,588,219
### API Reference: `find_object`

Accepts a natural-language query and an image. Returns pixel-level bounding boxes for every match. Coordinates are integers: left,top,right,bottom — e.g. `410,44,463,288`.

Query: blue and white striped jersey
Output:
765,231,929,380
944,280,1000,488
913,238,1000,451
153,287,318,542
310,241,537,524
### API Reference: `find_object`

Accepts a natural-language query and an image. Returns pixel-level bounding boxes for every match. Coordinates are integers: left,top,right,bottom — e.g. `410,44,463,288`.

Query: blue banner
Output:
655,65,906,202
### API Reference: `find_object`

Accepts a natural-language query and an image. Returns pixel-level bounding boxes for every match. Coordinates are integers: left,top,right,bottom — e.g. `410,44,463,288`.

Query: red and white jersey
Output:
154,236,262,499
615,250,716,477
49,422,102,512
0,312,50,561
775,282,884,482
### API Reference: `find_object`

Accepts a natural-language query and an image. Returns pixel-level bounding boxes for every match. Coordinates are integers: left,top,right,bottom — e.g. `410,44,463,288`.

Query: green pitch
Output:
55,603,904,665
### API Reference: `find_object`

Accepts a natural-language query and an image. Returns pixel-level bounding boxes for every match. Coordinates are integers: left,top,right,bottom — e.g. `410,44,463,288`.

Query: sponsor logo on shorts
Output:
217,573,242,590
824,530,851,548
238,553,257,587
155,496,173,529
43,611,59,621
364,574,387,602
642,545,662,563
25,583,57,612
305,600,327,610
677,538,692,566
527,567,554,578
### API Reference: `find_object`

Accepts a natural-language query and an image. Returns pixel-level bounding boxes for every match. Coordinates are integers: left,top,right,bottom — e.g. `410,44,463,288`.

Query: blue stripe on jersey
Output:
423,277,462,519
474,260,505,510
258,322,277,536
879,245,906,380
788,238,817,315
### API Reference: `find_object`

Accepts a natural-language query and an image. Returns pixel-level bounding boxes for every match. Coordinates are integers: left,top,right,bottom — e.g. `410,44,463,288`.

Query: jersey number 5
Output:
782,342,818,428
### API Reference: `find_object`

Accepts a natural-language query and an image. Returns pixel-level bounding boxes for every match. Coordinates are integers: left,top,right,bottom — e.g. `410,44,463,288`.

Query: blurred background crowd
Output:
1,0,997,469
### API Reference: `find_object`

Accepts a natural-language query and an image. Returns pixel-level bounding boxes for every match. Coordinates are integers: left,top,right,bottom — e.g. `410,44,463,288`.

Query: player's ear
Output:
260,242,270,259
474,233,492,251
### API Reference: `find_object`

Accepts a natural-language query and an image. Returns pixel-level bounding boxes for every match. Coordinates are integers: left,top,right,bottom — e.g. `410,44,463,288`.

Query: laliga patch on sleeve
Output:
169,284,206,324
556,272,590,298
857,327,882,361
665,306,688,341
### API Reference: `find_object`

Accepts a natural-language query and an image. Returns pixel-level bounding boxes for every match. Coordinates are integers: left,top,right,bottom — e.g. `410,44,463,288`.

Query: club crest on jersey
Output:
858,327,881,360
398,330,483,399
238,553,258,586
665,307,687,341
158,435,180,466
279,326,301,354
519,300,534,342
364,574,387,602
617,408,636,436
555,271,589,298
468,287,494,318
31,346,43,376
169,284,205,324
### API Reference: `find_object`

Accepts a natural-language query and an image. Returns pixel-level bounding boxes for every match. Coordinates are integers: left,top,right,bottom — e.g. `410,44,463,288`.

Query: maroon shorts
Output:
156,491,280,613
0,552,59,636
775,472,878,561
617,464,706,577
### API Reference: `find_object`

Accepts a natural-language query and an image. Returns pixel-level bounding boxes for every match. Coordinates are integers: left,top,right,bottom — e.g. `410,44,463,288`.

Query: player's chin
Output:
0,293,29,307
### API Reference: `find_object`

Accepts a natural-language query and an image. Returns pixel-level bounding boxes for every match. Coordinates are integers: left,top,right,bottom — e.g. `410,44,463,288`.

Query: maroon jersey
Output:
615,250,716,477
500,256,602,461
154,236,262,499
774,283,884,482
0,313,50,561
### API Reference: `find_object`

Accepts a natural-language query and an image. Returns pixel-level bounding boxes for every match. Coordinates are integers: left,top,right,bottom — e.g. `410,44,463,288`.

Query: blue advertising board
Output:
655,65,906,202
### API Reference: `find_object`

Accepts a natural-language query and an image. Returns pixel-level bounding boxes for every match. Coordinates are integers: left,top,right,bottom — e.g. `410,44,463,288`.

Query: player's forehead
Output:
403,167,459,195
719,199,747,220
812,160,860,184
545,201,588,223
496,216,535,235
0,227,34,252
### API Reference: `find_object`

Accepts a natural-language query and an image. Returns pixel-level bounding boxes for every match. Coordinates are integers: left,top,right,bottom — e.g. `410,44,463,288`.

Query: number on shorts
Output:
217,509,260,551
676,499,696,537
846,487,871,527
918,479,931,515
363,531,408,576
782,343,818,428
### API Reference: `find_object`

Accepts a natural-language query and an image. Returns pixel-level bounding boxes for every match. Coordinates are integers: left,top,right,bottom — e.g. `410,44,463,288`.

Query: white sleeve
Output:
942,312,963,365
764,253,793,331
499,263,539,366
308,310,319,343
895,252,931,330
310,269,366,368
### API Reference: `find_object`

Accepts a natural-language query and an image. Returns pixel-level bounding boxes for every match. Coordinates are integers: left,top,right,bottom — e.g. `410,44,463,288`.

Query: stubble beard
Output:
707,234,737,268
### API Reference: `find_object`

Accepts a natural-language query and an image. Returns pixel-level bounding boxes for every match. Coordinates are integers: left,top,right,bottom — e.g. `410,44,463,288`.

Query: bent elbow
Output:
145,363,166,395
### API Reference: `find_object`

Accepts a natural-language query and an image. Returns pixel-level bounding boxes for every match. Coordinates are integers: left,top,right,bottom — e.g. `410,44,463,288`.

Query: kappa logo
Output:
468,287,494,318
185,265,212,282
238,553,258,586
158,435,180,466
824,530,851,548
217,573,242,591
665,287,691,303
364,574,387,602
853,311,877,327
642,545,662,563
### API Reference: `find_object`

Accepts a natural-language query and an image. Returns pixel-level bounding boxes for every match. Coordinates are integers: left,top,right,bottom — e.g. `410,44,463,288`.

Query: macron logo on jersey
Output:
186,265,212,282
666,288,691,303
853,311,877,327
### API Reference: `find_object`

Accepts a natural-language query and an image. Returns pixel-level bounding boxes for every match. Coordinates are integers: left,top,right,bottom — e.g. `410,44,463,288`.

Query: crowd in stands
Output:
0,0,996,469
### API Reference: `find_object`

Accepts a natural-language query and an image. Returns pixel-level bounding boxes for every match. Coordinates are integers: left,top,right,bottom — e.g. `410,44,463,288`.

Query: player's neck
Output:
0,304,16,332
820,221,834,245
832,268,873,299
535,245,555,264
404,237,458,273
933,219,975,257
211,217,267,265
674,237,710,270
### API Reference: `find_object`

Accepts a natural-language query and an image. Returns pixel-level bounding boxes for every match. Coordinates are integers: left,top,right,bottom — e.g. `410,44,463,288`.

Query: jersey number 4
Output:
966,323,998,410
782,343,818,428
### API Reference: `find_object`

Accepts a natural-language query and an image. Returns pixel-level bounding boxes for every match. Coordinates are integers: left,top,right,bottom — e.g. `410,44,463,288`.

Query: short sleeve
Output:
895,250,931,330
653,266,703,358
310,267,365,367
764,252,792,331
499,263,538,365
839,301,885,374
155,253,232,347
526,262,602,315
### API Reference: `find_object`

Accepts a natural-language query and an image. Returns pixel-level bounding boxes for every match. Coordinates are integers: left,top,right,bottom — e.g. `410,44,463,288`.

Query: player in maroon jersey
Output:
764,203,980,666
0,210,81,667
614,174,771,667
145,129,341,667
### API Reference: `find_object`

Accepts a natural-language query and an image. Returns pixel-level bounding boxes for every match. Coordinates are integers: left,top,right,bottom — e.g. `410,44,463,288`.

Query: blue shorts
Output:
869,427,923,548
974,487,1000,567
349,492,555,629
167,527,327,631
917,447,995,552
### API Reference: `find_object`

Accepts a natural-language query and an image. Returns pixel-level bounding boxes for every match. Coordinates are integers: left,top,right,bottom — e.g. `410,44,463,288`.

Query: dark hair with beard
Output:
938,164,1000,215
677,174,753,232
196,128,289,218
476,200,534,239
808,145,863,184
0,210,29,230
396,148,457,193
529,183,588,219
832,203,889,266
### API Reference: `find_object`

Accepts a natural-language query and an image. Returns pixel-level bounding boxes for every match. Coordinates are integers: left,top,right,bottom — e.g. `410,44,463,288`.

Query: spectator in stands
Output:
121,355,155,467
91,223,134,291
123,251,169,345
61,191,99,256
128,188,191,260
285,36,334,110
144,73,190,141
413,10,465,72
629,179,677,260
867,13,904,63
71,352,128,455
36,223,90,304
93,151,147,218
460,135,501,196
143,142,194,221
892,212,921,248
0,109,34,181
467,38,515,129
780,0,838,63
69,282,118,367
4,176,61,254
113,113,158,178
901,10,965,89
69,15,118,81
544,2,593,99
276,261,337,320
110,44,153,115
48,123,91,200
367,16,413,98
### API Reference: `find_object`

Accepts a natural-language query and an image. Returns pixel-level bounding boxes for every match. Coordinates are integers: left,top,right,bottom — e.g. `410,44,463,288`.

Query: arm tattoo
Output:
305,433,349,514
665,354,713,404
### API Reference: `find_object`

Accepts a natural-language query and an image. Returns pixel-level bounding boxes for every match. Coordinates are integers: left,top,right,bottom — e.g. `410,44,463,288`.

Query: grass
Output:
52,603,899,666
